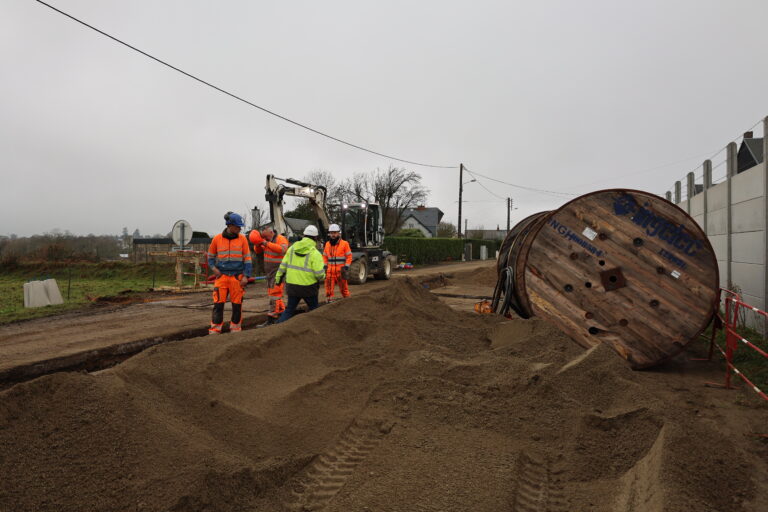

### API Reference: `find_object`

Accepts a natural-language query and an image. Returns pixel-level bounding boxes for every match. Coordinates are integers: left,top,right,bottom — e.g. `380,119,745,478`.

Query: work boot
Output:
230,322,242,333
208,323,223,335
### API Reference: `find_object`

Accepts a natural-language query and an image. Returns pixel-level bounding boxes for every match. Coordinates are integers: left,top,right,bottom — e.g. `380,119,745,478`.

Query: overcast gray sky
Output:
2,0,767,237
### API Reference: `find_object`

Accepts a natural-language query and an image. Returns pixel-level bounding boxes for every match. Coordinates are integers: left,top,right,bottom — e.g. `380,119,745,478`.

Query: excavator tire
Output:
373,256,392,280
348,257,368,285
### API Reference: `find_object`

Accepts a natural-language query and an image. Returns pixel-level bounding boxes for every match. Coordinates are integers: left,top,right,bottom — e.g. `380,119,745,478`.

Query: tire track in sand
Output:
284,418,393,511
510,452,567,512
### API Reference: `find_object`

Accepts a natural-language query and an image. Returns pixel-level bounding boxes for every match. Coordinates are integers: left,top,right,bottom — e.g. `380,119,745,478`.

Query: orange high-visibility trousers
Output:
265,264,285,318
267,282,285,318
325,267,350,300
210,274,244,334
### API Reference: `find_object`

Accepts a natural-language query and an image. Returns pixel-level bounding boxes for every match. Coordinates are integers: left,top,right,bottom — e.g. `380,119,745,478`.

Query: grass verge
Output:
700,320,768,398
0,262,196,324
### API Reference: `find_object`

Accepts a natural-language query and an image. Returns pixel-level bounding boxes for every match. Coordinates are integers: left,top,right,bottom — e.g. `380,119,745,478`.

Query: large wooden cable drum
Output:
497,189,719,369
494,212,550,317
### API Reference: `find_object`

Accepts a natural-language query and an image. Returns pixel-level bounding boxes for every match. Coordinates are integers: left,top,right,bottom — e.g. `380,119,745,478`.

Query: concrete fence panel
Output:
732,197,765,233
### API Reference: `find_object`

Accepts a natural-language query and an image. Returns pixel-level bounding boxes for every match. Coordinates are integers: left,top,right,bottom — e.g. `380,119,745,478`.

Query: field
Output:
0,262,188,324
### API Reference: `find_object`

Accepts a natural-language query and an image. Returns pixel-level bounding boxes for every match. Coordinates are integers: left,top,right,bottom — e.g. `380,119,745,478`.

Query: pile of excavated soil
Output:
1,278,767,511
448,264,500,288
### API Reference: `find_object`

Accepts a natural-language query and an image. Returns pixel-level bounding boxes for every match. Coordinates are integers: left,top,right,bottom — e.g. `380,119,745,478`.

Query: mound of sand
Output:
448,264,500,288
1,278,766,511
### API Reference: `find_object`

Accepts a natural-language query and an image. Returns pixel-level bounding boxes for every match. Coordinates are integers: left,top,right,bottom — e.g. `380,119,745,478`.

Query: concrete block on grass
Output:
24,281,52,308
43,279,64,305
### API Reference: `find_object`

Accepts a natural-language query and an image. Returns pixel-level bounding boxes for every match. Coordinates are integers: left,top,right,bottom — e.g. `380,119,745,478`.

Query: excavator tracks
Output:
509,452,567,512
284,418,392,511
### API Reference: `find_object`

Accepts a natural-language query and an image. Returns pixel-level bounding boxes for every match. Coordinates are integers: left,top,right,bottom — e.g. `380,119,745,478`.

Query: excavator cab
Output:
338,202,384,250
334,202,392,284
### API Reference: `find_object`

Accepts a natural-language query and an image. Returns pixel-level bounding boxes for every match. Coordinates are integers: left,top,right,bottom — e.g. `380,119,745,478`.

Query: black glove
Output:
343,265,350,271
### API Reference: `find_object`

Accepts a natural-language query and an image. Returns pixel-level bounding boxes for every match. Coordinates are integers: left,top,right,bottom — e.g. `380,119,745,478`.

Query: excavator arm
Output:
264,174,330,237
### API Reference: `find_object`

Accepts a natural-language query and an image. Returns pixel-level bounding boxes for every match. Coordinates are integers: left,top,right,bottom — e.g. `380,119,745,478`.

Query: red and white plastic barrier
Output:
704,289,768,402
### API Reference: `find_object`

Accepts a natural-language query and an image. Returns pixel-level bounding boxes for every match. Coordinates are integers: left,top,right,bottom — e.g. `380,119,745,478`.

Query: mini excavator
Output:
263,174,396,284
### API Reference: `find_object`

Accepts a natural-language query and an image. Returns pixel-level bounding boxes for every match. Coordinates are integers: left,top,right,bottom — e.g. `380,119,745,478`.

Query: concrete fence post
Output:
665,191,672,202
703,160,712,237
726,142,737,289
674,181,681,204
686,172,695,213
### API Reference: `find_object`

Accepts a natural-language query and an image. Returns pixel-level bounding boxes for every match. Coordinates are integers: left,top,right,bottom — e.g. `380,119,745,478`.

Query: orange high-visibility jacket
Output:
207,232,252,276
254,233,289,268
323,239,353,267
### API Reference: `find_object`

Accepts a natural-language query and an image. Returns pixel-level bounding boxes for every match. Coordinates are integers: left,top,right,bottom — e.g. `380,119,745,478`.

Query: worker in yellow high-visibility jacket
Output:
275,225,325,323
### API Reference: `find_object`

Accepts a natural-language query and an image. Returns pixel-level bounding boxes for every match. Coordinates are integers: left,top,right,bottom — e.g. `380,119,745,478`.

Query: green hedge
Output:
382,237,500,265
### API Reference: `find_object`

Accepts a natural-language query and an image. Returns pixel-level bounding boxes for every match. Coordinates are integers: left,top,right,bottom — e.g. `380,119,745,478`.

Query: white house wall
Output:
400,216,432,238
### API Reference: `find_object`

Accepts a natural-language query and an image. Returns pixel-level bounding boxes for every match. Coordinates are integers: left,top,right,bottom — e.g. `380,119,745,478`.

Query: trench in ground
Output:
0,312,273,390
1,273,463,390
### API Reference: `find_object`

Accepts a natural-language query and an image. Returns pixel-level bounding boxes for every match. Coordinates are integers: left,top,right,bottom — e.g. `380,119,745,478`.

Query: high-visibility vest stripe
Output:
263,237,288,261
282,250,316,274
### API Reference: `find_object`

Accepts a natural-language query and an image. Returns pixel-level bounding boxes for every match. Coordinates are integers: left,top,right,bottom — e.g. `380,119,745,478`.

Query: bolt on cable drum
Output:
493,189,719,369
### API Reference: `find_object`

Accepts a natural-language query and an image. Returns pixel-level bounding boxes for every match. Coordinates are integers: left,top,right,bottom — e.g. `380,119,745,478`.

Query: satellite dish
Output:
172,219,193,247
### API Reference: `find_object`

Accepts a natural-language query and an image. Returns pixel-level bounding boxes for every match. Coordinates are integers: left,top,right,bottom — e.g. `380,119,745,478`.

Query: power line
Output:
464,170,507,200
665,118,764,191
568,150,714,191
33,0,458,169
464,166,577,198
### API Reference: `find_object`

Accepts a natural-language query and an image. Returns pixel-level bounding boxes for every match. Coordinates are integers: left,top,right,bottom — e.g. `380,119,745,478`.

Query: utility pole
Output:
506,198,511,231
458,163,464,238
465,218,468,238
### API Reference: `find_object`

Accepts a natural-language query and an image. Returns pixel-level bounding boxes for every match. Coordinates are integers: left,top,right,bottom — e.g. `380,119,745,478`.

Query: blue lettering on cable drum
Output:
613,194,703,256
548,219,604,257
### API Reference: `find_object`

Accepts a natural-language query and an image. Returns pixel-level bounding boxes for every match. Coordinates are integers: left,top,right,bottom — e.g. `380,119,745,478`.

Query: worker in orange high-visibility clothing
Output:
323,223,353,302
250,225,289,326
207,212,252,334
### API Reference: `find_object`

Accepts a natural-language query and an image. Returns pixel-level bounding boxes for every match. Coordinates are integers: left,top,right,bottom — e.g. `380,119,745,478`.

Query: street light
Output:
463,179,477,185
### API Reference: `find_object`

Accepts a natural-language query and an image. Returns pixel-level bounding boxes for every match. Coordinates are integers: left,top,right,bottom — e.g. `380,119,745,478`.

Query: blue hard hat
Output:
225,212,245,227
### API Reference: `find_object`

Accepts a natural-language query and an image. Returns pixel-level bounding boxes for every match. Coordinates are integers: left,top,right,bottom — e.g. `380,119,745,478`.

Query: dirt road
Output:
0,265,765,511
0,260,492,385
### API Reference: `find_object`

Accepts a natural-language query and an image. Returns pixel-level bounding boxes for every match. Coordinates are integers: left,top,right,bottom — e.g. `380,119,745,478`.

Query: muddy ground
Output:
0,264,766,511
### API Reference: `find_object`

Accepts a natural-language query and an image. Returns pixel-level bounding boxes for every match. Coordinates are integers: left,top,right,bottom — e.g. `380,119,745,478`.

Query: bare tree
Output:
371,166,428,235
339,166,428,235
338,172,369,203
304,169,343,206
437,221,457,238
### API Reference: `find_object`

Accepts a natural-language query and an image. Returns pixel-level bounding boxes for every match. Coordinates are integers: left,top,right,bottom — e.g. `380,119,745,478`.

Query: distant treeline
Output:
0,231,128,264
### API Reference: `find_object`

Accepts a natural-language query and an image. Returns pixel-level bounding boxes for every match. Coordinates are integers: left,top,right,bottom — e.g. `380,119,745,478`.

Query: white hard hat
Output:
303,225,319,237
328,223,341,232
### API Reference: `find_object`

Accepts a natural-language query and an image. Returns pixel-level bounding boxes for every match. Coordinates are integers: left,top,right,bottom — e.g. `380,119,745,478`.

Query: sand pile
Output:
448,264,500,288
1,278,767,511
